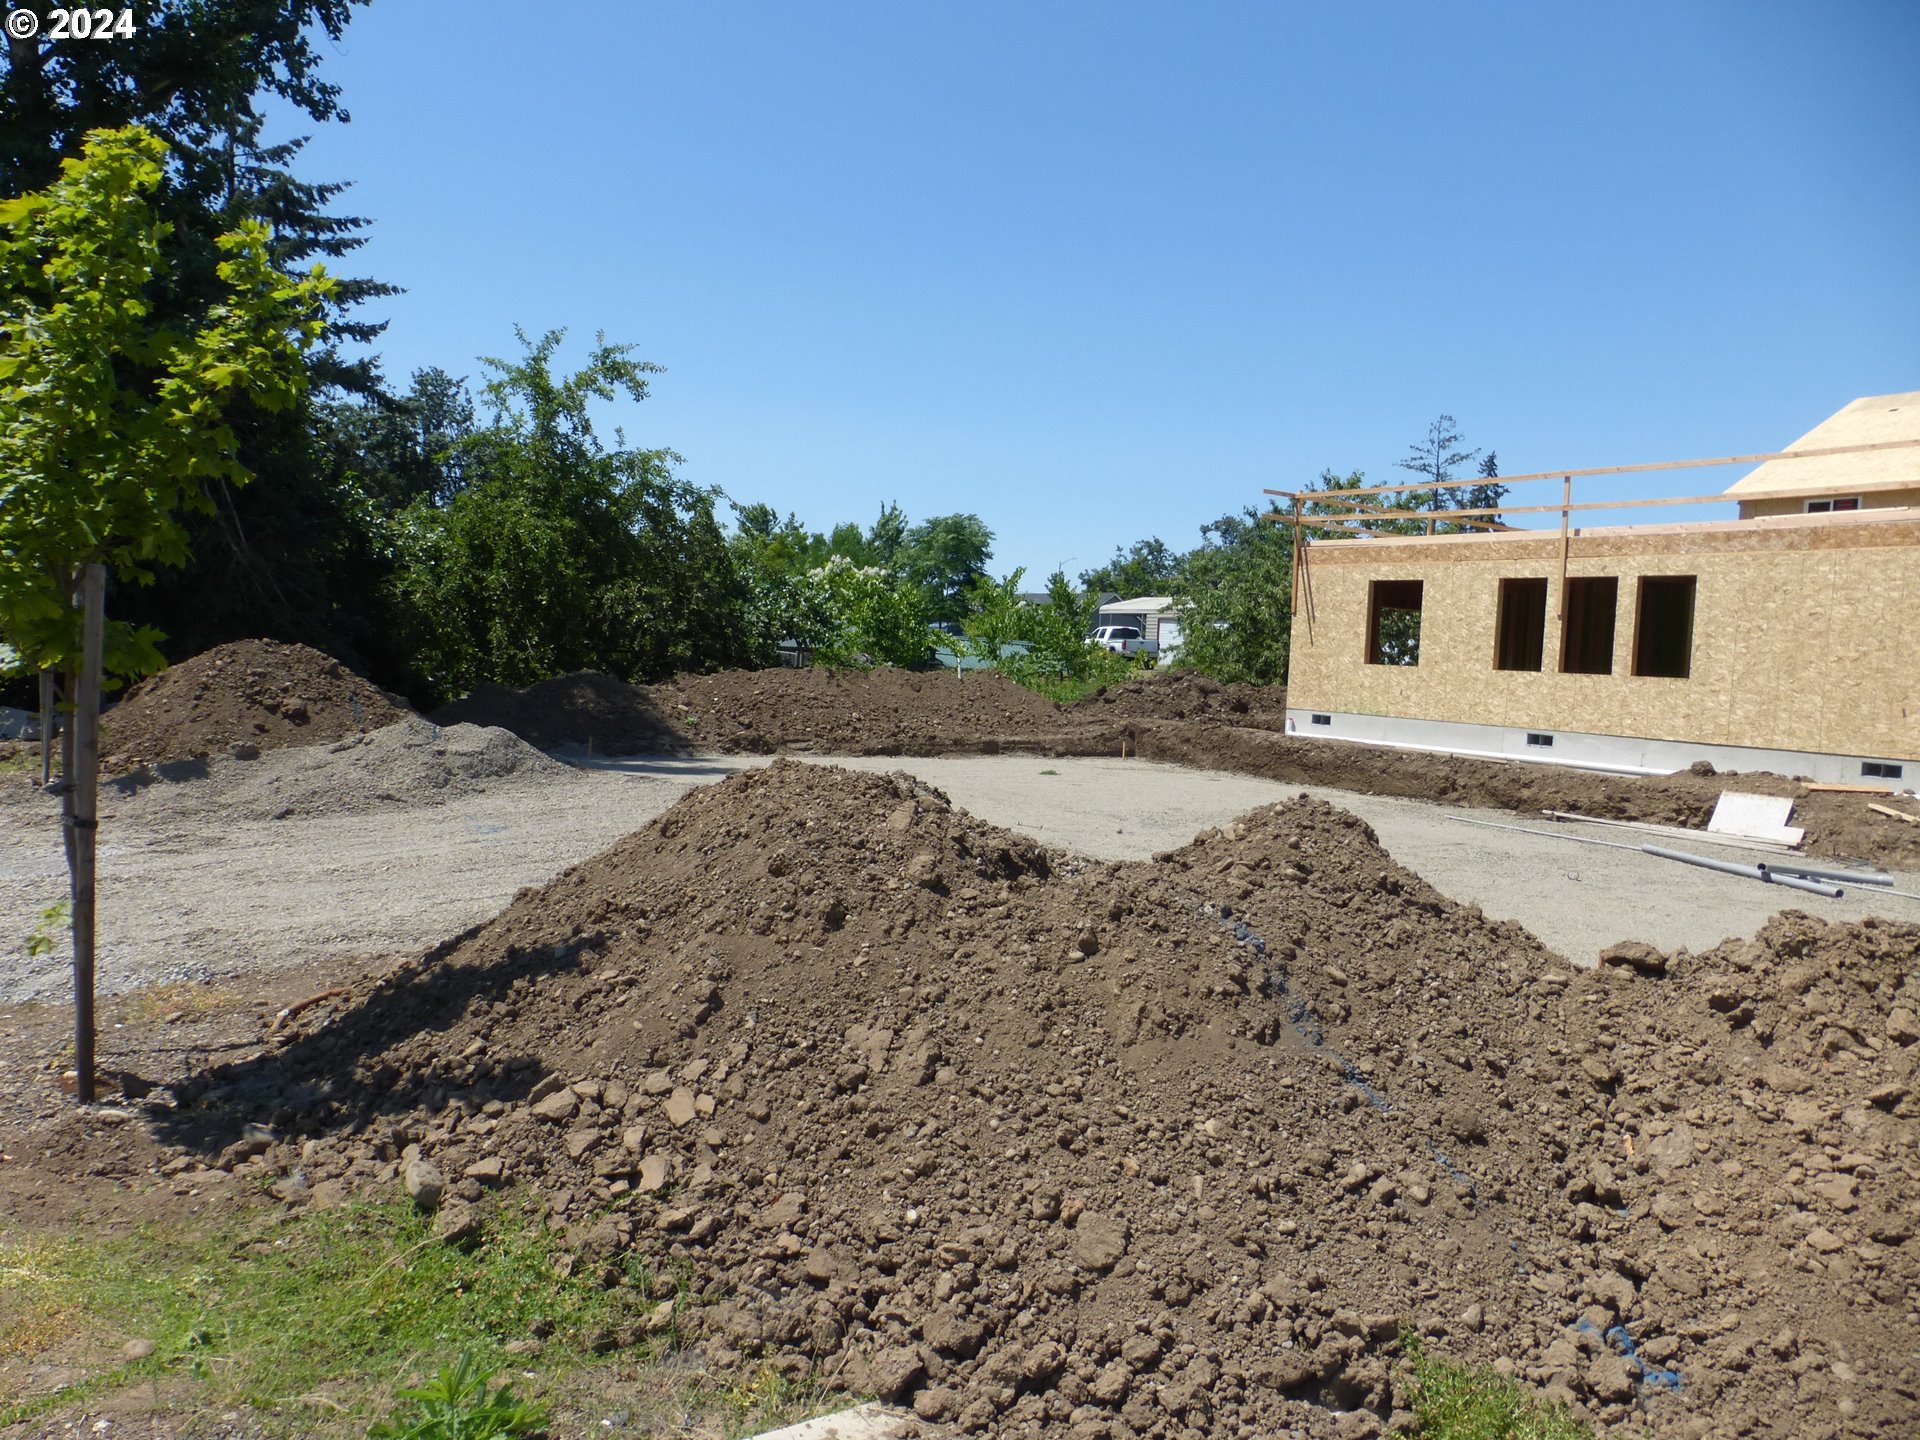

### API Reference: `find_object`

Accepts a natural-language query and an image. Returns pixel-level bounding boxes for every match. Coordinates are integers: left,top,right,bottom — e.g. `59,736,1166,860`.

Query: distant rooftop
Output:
1724,391,1920,500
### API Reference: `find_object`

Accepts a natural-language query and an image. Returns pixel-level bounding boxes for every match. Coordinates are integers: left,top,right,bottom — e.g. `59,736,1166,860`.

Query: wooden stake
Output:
38,667,54,787
69,564,105,1106
1556,476,1572,626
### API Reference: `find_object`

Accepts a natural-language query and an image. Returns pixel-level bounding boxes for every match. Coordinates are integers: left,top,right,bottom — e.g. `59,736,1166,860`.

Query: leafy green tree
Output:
800,557,934,669
385,330,754,703
1303,467,1429,537
960,568,1034,663
1171,506,1294,685
2,1,409,683
0,125,330,680
900,513,994,623
866,502,908,568
0,125,330,1104
1079,537,1180,597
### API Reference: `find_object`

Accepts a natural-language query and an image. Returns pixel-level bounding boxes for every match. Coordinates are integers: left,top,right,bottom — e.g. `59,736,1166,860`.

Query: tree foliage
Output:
1395,414,1506,529
1169,506,1293,686
382,331,754,704
0,126,330,681
900,513,993,623
1079,537,1179,598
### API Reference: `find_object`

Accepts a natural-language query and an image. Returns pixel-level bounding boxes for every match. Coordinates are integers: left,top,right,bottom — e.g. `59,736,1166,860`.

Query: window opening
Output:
1863,761,1904,779
1806,498,1860,513
1495,578,1548,671
1366,580,1424,666
1310,713,1332,726
1526,733,1554,748
1632,576,1697,679
1559,576,1618,675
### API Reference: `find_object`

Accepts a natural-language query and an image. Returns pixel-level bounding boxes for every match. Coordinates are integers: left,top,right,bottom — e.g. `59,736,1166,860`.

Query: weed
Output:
1402,1332,1594,1440
24,900,69,960
120,980,238,1025
706,1360,836,1436
367,1351,547,1440
1038,769,1059,776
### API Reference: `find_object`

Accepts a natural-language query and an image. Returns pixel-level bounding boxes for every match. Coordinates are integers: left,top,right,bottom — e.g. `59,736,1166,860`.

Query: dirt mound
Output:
108,718,575,821
102,639,409,770
650,667,1064,755
436,666,1068,756
1069,673,1289,731
164,763,1918,1437
431,672,692,754
1061,721,1920,873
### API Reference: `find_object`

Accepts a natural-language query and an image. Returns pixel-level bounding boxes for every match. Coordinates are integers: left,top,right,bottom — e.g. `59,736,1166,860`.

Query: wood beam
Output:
1262,435,1920,503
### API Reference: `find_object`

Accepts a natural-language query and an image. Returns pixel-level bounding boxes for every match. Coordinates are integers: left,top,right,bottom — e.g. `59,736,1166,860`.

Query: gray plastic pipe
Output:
1642,845,1844,898
1761,861,1894,887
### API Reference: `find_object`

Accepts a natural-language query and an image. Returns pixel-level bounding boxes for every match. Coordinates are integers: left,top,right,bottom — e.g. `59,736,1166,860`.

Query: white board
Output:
1708,792,1804,847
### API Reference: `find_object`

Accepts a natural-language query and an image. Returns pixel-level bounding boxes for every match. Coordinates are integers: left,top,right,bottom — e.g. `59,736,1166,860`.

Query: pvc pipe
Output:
1762,862,1894,887
1642,845,1844,898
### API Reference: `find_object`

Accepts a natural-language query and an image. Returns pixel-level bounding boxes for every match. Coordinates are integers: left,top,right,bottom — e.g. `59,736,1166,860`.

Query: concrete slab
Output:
747,1403,926,1439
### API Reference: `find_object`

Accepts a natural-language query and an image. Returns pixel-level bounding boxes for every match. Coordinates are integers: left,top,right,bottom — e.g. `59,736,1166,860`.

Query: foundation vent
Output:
1862,761,1904,779
1526,733,1554,748
1310,713,1332,726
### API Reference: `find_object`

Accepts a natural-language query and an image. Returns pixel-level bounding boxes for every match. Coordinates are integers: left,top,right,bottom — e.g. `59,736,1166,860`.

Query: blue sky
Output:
278,1,1920,580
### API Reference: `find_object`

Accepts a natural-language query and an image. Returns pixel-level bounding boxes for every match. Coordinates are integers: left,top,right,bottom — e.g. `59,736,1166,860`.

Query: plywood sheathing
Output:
1287,514,1920,761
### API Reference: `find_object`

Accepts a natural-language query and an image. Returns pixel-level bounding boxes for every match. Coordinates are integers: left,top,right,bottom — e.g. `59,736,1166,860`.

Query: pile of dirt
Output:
1063,722,1920,874
102,639,410,770
108,718,576,822
649,667,1066,755
431,672,693,755
433,663,1917,870
1068,673,1291,732
160,763,1917,1438
435,667,1072,757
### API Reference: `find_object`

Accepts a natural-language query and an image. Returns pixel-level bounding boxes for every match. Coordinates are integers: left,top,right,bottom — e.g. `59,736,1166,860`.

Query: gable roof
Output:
1723,391,1920,499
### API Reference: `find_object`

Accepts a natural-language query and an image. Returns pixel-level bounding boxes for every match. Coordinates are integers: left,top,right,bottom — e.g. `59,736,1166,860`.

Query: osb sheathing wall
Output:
1288,518,1920,760
1737,489,1920,520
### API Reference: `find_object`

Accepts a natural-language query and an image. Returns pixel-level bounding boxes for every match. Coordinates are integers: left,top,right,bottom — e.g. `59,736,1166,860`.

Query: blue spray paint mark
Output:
1574,1317,1684,1392
1203,899,1478,1204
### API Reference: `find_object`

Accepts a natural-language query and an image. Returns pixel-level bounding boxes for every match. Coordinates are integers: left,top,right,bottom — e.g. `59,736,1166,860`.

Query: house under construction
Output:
1274,392,1920,783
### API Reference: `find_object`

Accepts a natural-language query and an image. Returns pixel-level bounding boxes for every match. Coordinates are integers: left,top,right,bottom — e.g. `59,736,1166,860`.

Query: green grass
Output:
0,750,33,775
1403,1333,1595,1440
0,1194,680,1431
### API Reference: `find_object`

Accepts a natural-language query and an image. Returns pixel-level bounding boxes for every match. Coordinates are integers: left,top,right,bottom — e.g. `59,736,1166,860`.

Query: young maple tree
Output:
0,125,331,1102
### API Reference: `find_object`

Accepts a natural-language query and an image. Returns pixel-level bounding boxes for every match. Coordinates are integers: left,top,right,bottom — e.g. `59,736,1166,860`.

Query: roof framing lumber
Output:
1261,435,1920,504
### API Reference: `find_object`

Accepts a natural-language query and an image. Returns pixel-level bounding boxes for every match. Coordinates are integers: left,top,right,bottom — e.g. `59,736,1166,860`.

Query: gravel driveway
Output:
3,752,1913,1003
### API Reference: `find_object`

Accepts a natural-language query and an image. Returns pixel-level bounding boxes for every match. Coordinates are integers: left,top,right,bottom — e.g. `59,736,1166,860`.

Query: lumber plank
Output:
1868,802,1920,825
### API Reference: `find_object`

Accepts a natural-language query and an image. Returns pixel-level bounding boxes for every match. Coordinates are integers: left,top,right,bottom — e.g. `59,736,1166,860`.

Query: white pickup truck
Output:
1090,625,1158,657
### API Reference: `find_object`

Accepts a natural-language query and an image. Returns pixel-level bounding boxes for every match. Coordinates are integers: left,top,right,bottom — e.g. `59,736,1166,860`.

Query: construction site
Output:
3,429,1919,1440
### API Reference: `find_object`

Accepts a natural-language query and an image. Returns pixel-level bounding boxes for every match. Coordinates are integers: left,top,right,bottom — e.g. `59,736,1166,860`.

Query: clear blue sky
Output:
277,1,1920,580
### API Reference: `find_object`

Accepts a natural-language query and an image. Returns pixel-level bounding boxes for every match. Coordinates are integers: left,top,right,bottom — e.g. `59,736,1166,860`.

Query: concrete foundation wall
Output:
1287,513,1920,762
1281,708,1913,784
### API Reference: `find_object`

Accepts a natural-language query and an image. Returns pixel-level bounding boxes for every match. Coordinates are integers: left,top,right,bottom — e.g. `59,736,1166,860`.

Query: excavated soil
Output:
1066,673,1292,732
104,717,574,823
431,672,695,755
431,665,1918,871
134,763,1917,1439
100,639,410,770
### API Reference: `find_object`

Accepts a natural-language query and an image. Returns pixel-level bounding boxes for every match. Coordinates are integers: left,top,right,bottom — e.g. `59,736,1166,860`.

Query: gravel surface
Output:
4,753,1914,1004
